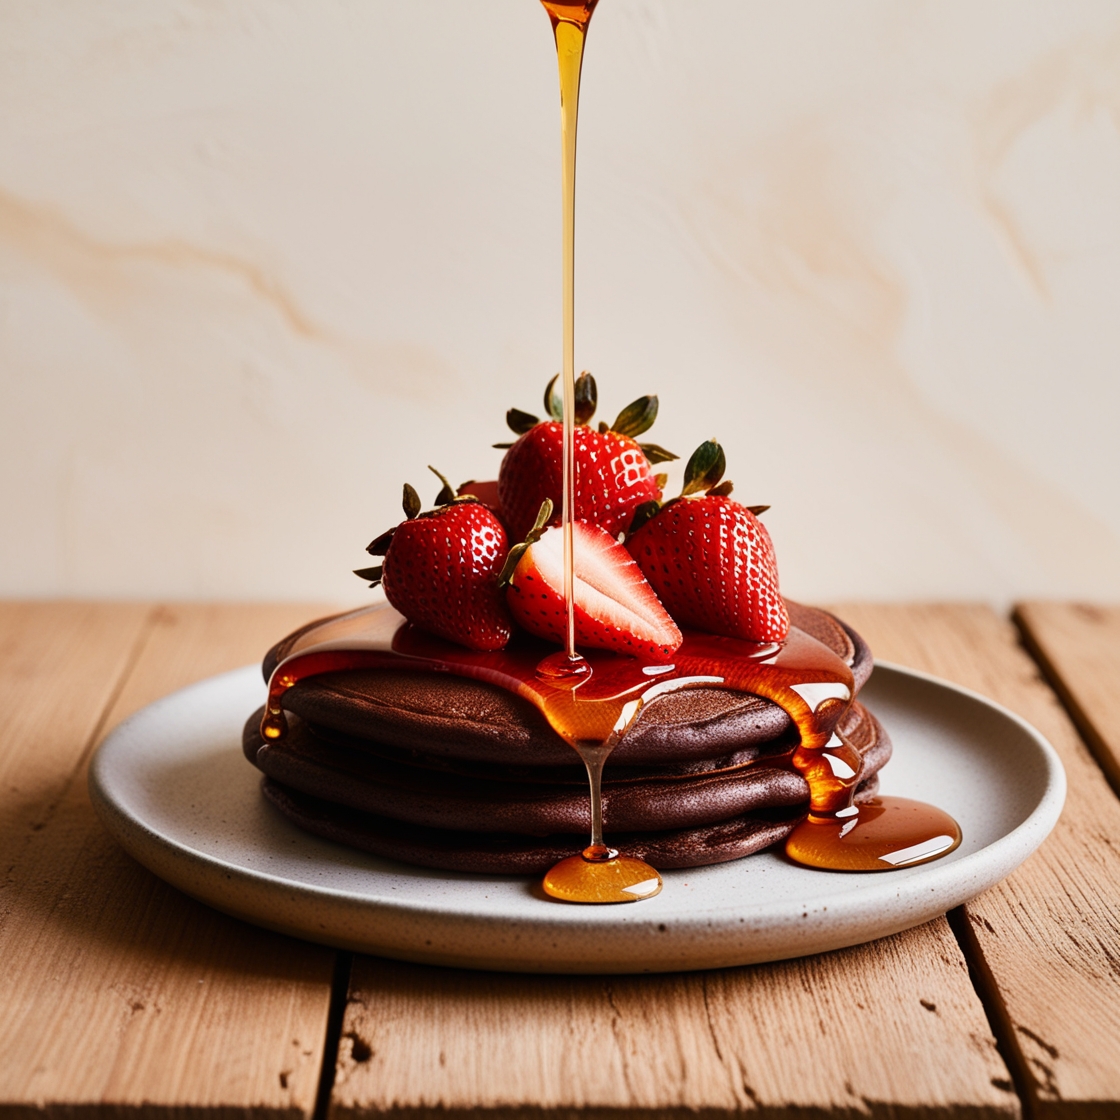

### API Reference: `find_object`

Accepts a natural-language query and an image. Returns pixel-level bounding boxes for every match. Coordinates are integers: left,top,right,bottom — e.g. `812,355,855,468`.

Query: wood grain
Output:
333,922,1016,1120
0,602,339,1120
833,604,1120,1120
0,601,149,860
1015,602,1120,796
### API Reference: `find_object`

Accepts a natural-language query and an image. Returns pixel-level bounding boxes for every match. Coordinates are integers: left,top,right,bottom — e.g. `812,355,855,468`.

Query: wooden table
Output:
2,601,1119,1120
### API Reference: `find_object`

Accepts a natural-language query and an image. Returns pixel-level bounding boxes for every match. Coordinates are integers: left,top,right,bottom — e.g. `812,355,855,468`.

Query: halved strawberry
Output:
625,440,790,643
495,373,675,541
503,517,682,660
357,469,513,651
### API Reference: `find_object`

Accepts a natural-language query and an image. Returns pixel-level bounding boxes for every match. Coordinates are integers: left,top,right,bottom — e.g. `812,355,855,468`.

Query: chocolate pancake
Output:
262,602,871,767
243,700,890,836
251,602,890,873
258,773,882,874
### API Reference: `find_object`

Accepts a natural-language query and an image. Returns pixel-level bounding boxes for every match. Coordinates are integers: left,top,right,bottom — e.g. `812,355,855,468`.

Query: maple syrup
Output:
258,0,962,899
537,0,661,899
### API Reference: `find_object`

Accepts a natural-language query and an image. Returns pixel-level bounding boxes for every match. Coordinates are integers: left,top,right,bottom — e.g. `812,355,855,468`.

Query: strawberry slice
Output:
625,440,790,643
504,519,682,660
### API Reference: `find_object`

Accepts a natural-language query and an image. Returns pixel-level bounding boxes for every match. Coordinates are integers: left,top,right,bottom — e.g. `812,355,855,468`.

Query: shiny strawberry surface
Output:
382,501,513,651
626,495,790,643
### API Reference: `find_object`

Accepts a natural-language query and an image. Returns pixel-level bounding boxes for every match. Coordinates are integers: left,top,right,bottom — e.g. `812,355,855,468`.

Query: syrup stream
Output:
539,0,658,901
543,0,595,666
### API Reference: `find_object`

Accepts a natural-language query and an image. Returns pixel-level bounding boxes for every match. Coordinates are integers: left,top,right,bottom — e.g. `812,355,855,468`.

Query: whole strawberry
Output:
495,373,676,541
357,469,513,651
625,440,790,643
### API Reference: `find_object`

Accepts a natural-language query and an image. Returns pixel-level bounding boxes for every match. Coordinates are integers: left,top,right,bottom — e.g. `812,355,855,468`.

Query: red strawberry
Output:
625,440,790,643
503,516,682,661
358,472,513,651
495,373,676,541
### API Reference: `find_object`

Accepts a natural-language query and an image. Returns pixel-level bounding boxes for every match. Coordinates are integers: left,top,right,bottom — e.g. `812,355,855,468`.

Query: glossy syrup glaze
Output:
259,602,959,894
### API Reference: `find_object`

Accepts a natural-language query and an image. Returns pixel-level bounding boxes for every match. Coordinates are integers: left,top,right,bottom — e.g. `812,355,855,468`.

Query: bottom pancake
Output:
260,772,882,874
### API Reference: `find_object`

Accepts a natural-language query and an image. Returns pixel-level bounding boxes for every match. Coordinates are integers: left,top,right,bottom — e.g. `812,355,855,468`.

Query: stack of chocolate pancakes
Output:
245,602,890,874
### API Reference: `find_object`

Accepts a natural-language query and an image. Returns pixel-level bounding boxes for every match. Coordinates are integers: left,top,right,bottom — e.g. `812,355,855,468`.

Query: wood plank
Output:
832,604,1120,1120
0,600,149,858
0,602,340,1120
1015,602,1120,796
334,923,1016,1120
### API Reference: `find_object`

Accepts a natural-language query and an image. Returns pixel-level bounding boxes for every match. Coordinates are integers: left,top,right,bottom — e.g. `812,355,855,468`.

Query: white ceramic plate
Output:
89,663,1064,973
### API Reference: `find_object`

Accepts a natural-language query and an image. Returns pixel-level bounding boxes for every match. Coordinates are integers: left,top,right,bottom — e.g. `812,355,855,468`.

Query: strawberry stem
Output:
428,465,456,506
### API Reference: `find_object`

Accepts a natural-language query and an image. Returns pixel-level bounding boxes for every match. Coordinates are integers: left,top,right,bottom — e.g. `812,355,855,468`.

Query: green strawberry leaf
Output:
639,442,678,465
611,395,659,438
653,472,668,490
544,374,564,420
574,371,597,423
353,565,383,586
543,372,598,425
524,497,554,542
506,408,540,435
402,483,422,520
497,498,554,588
709,480,734,498
497,543,527,588
366,527,396,555
748,504,770,516
428,465,456,506
681,439,726,496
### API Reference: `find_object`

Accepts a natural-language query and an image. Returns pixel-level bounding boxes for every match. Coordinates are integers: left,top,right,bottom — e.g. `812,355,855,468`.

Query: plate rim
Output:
88,660,1066,971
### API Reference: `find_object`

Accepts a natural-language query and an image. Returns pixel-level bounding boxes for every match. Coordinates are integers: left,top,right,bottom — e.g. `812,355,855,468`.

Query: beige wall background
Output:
2,0,1119,606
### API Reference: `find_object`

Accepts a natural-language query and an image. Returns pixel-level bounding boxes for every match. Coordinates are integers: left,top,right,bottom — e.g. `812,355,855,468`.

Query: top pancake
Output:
263,602,871,768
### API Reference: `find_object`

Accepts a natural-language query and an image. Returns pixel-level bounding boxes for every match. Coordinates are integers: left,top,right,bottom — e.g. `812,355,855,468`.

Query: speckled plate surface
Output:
89,663,1064,973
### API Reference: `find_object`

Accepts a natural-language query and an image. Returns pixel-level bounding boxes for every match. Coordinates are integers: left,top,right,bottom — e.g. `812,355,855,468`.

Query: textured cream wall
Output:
2,1,1119,604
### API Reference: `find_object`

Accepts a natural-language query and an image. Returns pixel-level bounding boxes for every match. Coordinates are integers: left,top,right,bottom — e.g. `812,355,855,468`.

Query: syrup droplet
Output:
785,796,962,871
542,846,663,904
536,650,591,683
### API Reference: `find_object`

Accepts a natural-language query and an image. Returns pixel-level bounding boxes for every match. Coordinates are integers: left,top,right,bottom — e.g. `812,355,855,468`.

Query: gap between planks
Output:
1015,603,1120,801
